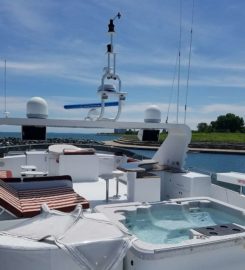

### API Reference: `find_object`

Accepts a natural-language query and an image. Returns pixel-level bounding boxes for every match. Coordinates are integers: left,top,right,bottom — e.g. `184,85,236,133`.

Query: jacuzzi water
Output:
123,204,245,244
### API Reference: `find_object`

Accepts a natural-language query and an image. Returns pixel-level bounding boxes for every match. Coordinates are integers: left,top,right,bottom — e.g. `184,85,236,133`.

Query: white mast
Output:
97,12,126,121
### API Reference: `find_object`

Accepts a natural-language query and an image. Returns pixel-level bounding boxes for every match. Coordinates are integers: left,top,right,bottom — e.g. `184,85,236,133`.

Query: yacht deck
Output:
73,178,128,208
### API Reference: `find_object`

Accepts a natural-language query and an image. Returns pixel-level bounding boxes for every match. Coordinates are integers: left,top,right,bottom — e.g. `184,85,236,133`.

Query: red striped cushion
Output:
0,180,22,216
18,187,74,198
0,170,13,179
0,180,89,217
0,180,18,196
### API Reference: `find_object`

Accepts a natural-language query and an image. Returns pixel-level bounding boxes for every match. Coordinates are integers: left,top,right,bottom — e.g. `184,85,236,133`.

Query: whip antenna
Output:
184,0,195,124
165,53,178,123
3,59,9,118
176,0,182,124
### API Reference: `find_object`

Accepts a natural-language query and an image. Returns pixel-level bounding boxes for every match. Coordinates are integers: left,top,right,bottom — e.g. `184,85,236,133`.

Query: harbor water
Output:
0,132,244,174
131,149,245,173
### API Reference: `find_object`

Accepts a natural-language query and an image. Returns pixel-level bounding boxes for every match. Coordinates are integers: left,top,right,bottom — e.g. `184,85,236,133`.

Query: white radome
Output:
144,105,161,123
26,97,48,119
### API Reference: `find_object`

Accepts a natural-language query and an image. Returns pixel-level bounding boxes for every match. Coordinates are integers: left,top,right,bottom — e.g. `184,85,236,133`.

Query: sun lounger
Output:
0,178,89,218
0,170,13,179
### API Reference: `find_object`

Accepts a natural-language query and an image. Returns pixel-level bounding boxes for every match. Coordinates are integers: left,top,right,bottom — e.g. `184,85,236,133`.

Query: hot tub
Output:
96,197,245,270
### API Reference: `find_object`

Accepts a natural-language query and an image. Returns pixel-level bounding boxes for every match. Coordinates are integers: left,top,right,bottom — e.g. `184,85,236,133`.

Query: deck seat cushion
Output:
1,175,72,183
0,180,22,217
0,170,13,179
0,180,89,218
63,148,95,155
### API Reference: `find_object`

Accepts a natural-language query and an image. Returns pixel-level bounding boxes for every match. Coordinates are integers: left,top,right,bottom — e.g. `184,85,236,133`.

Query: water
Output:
131,149,245,173
47,133,120,142
124,204,245,244
0,132,120,142
0,132,21,139
0,132,244,173
186,152,245,173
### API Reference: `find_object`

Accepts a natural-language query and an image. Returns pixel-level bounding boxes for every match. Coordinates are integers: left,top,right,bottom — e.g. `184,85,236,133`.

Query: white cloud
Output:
199,103,245,115
1,59,100,85
0,95,95,119
0,0,245,136
5,61,61,72
1,0,53,33
0,94,244,132
123,74,172,87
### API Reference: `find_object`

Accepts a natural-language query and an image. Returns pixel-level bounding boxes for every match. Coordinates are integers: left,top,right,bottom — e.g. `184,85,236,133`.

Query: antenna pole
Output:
4,59,6,113
106,12,121,80
165,52,178,123
177,0,182,124
184,0,195,124
97,12,125,121
3,59,9,118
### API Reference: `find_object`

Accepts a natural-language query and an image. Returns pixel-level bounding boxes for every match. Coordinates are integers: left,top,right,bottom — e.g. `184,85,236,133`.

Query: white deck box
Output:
59,154,99,182
127,172,161,202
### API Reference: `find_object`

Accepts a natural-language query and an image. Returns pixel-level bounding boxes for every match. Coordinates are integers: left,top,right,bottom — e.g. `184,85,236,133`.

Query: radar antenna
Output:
64,13,126,121
97,12,126,121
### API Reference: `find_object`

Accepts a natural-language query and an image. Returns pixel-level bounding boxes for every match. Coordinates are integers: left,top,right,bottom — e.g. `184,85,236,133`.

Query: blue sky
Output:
0,0,244,132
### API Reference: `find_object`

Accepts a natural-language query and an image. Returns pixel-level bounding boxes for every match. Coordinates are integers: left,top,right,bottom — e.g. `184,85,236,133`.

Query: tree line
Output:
197,113,244,132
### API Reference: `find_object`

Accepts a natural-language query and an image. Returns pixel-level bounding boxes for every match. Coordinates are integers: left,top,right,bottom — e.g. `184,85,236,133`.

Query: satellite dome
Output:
26,97,48,119
144,105,161,123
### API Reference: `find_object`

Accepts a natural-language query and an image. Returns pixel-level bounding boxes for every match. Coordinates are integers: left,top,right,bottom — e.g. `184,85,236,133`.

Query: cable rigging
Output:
176,0,182,124
184,0,195,124
3,59,9,118
165,53,178,123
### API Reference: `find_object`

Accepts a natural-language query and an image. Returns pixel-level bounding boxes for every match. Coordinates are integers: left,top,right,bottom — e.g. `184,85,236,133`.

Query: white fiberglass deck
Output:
73,177,128,208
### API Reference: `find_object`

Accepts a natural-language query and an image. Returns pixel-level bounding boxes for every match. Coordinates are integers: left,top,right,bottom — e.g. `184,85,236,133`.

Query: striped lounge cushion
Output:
0,180,22,217
0,170,13,179
0,180,89,218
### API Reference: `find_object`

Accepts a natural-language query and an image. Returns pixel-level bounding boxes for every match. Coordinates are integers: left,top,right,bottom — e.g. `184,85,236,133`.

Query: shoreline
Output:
103,140,245,155
0,136,244,155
